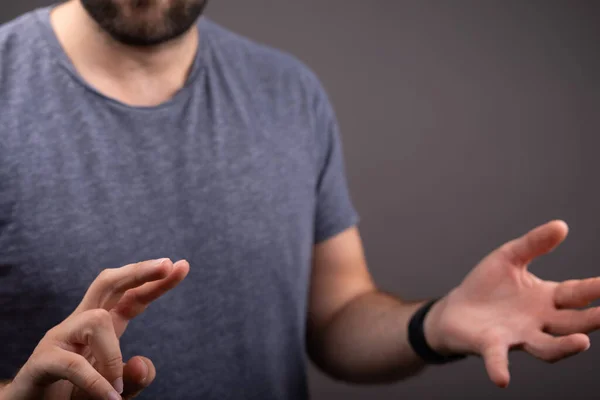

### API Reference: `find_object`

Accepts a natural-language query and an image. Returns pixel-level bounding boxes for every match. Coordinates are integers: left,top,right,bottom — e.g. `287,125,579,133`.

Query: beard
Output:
80,0,208,47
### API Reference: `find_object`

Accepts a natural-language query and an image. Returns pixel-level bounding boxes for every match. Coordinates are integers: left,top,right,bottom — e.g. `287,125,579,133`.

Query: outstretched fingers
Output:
554,277,600,309
113,260,190,319
500,220,569,266
481,342,510,388
523,331,590,363
74,259,174,315
545,307,600,335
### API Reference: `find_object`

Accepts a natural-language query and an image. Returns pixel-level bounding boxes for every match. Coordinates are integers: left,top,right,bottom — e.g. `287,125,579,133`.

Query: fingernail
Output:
113,377,124,394
154,258,167,267
107,390,122,400
140,359,149,382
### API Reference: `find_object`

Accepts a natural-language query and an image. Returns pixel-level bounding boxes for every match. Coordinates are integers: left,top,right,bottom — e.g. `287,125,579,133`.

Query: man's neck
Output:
49,0,199,107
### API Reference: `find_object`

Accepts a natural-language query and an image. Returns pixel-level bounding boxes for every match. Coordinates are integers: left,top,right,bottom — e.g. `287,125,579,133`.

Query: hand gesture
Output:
2,258,189,399
426,221,598,387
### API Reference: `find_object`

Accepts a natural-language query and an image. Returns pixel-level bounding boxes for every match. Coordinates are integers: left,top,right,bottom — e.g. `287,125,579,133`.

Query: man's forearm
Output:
307,291,432,384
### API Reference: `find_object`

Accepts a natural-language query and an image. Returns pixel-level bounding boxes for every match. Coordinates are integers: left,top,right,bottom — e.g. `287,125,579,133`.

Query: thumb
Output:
121,356,156,399
501,220,568,266
70,356,155,400
482,343,510,388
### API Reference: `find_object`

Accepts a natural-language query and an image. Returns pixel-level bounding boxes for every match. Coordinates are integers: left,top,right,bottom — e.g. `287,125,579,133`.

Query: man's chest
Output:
0,104,320,377
2,107,318,298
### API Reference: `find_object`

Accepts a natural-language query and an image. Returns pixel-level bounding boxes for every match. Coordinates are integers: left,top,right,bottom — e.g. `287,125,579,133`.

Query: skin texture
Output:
0,258,189,400
308,220,600,388
424,221,594,387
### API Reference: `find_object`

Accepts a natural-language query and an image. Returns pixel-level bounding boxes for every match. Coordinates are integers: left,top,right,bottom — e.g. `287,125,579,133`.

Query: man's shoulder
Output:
0,8,43,53
200,18,304,68
200,18,327,99
0,8,48,94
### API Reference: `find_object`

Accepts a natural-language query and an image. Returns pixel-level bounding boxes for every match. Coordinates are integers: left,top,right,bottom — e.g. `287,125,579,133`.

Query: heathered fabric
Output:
0,6,359,400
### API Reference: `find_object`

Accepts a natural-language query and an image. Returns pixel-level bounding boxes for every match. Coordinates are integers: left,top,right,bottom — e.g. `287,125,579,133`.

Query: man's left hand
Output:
425,220,600,388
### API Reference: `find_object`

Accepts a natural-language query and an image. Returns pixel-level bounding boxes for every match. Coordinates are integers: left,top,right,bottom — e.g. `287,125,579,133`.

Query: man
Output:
1,0,599,399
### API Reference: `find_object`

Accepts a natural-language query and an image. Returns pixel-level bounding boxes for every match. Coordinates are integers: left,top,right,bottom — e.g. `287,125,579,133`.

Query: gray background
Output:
2,1,599,399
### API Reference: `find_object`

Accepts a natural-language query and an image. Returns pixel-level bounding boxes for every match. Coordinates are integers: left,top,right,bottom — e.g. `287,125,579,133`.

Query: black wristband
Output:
408,298,467,364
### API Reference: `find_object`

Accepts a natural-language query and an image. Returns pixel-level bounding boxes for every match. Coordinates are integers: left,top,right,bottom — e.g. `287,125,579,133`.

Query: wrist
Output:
408,295,467,364
423,296,453,355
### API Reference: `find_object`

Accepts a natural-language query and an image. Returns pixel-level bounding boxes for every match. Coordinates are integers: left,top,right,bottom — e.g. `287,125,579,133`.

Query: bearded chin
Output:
80,0,209,47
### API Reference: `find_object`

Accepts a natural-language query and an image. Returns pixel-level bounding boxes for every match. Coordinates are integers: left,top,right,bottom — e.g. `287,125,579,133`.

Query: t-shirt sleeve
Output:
312,84,360,244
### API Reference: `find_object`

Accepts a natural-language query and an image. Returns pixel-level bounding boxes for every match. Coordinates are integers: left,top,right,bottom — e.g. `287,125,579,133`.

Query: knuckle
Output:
25,351,44,374
42,326,60,341
96,268,114,283
95,269,121,293
32,341,53,358
496,243,514,261
103,353,124,370
85,373,105,393
22,355,46,384
134,262,147,285
32,339,62,365
64,354,85,378
85,308,113,327
498,240,515,253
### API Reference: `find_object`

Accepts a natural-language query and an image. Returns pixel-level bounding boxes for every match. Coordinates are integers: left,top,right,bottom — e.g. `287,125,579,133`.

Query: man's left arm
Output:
307,221,600,388
304,71,600,387
306,226,432,384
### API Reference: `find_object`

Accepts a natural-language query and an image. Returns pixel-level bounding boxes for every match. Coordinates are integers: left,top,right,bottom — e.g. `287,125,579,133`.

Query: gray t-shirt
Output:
0,6,359,400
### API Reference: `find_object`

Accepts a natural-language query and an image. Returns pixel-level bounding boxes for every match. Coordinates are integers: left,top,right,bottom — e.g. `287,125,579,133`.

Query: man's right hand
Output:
0,258,190,400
